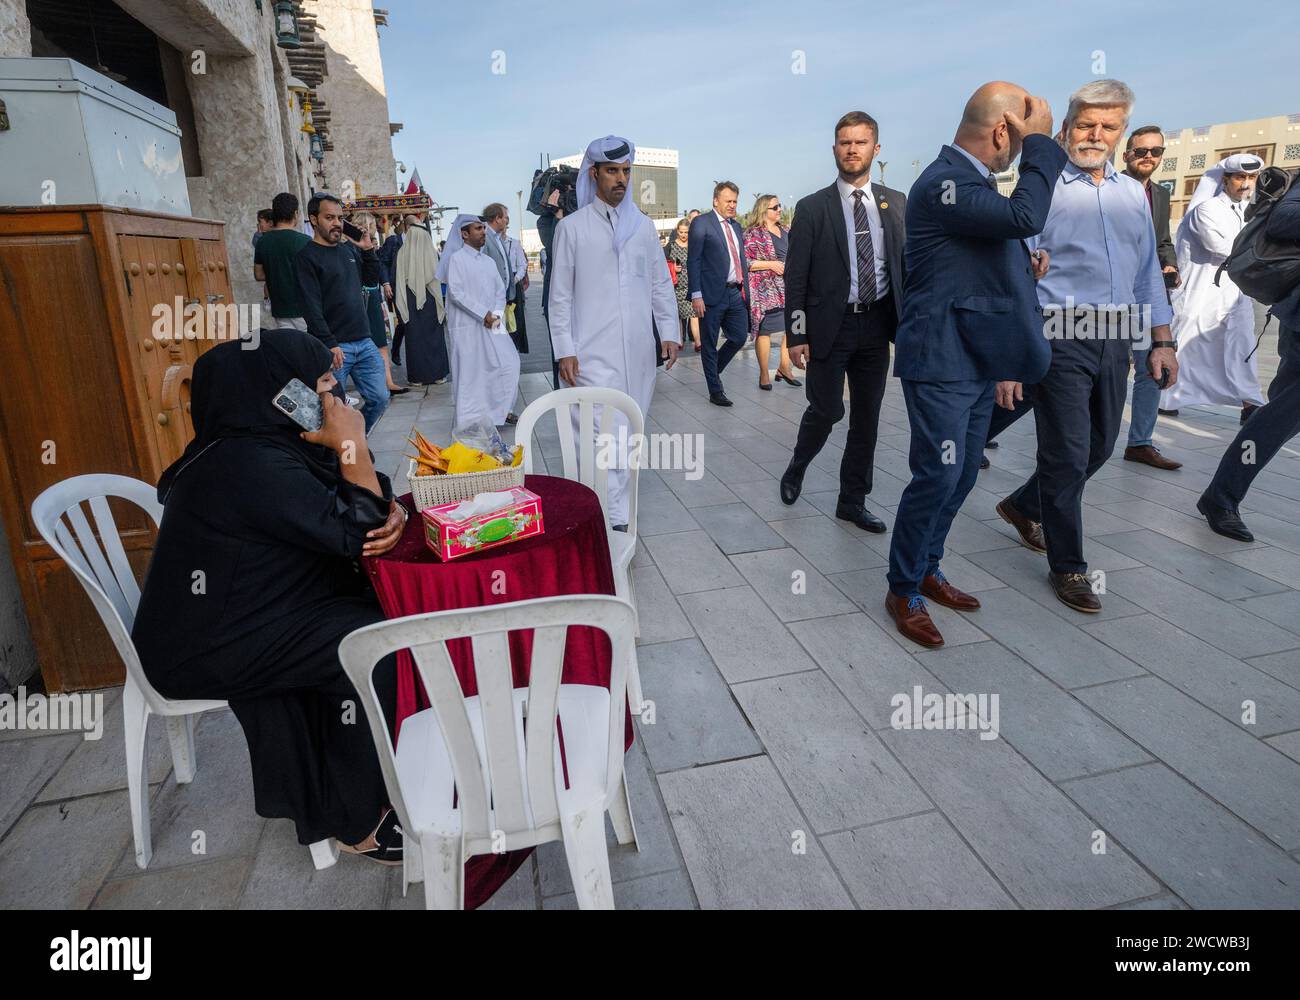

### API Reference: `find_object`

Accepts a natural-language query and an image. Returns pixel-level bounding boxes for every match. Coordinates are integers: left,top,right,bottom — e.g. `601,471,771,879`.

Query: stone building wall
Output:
0,0,31,57
309,0,396,198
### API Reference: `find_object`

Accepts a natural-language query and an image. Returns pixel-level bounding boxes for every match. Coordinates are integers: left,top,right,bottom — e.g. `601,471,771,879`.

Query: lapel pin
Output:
880,201,889,210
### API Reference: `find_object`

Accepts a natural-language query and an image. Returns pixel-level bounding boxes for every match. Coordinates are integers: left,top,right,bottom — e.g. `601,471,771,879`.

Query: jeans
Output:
337,338,389,434
1127,347,1159,448
1205,324,1300,509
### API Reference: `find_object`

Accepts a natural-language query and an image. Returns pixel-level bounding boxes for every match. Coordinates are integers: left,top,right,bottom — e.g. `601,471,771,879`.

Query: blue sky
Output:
380,0,1291,229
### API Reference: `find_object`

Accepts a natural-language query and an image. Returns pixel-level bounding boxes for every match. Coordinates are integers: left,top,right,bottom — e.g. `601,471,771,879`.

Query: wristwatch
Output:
1150,340,1177,352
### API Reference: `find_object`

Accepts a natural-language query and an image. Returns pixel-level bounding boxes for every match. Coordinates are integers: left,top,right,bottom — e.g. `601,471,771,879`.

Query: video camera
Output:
528,164,579,218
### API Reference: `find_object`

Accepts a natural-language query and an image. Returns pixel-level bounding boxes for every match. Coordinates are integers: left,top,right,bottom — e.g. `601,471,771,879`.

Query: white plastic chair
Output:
338,595,639,909
31,474,339,872
514,386,645,712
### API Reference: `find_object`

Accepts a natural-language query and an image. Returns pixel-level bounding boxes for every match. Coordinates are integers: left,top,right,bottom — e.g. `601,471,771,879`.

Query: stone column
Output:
0,0,32,58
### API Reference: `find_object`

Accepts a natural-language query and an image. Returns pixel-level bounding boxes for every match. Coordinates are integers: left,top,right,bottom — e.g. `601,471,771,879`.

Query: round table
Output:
363,473,628,908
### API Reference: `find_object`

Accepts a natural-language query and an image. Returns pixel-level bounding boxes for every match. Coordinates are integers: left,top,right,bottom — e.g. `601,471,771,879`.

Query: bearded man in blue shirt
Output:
993,79,1179,614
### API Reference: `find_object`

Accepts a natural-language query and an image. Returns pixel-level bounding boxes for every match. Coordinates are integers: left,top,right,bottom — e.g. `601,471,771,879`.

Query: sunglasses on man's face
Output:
1128,146,1165,159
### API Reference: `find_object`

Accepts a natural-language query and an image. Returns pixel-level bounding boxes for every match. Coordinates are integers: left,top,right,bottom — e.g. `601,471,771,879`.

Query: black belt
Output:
726,281,744,289
847,292,892,314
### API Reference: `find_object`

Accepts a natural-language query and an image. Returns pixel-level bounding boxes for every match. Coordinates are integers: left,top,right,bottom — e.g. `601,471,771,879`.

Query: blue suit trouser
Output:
700,287,748,394
888,378,996,596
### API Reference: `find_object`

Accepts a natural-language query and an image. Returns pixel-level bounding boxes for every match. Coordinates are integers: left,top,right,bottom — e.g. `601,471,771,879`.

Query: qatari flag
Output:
405,167,423,194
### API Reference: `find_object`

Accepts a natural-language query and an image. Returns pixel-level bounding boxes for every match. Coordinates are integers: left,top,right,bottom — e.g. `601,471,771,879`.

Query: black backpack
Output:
1215,166,1300,304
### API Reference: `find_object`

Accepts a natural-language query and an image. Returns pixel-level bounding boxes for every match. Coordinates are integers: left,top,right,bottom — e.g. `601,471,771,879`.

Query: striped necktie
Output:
851,189,877,304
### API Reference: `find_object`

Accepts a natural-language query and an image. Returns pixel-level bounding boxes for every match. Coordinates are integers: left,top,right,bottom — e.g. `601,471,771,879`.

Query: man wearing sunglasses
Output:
1120,125,1182,471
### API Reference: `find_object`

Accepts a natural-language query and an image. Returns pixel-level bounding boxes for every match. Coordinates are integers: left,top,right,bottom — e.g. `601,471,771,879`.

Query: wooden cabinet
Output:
0,205,232,691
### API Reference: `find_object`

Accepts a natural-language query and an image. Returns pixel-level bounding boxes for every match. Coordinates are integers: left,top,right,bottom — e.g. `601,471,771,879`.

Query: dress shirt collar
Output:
836,175,874,200
1061,157,1119,186
949,143,994,180
714,209,733,228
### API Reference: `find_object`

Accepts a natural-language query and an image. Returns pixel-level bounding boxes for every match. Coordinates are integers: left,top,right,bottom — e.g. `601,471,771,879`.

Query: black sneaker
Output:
340,808,404,866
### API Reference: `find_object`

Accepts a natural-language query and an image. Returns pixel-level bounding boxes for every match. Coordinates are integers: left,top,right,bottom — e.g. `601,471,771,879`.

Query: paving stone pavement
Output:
4,281,1300,910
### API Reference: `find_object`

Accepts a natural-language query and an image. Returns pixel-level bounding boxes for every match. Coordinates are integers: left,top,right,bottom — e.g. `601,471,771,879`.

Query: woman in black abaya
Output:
132,329,408,860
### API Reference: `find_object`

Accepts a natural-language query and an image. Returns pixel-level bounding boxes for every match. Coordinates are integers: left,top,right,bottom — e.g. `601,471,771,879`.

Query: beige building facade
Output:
0,0,398,305
1149,114,1300,225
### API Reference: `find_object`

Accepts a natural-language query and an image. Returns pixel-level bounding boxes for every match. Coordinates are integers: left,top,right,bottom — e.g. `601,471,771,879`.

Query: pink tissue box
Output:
420,487,544,561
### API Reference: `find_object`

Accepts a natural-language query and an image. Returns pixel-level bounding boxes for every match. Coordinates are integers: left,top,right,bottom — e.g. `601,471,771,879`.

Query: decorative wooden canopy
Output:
342,192,433,215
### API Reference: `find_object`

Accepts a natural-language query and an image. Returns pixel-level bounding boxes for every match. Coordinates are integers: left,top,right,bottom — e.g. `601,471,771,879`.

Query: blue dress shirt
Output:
1031,159,1173,328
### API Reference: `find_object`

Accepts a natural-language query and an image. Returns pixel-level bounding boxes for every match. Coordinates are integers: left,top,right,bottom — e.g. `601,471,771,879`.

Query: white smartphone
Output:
272,378,323,432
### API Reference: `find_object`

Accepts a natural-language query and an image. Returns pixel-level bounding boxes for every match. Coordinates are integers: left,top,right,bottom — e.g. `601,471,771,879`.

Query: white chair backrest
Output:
514,386,644,536
31,474,165,699
338,595,636,849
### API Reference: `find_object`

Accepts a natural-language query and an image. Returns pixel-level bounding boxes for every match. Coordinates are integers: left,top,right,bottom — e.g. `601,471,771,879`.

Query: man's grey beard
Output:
1069,145,1110,170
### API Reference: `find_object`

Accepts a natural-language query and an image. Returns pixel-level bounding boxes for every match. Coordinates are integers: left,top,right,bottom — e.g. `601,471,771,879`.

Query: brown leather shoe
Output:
921,572,981,611
996,498,1046,553
885,592,945,647
1123,445,1182,471
1048,571,1101,613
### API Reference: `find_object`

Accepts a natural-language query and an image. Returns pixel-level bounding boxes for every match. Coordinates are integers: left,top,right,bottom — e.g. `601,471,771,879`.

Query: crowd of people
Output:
127,79,1299,871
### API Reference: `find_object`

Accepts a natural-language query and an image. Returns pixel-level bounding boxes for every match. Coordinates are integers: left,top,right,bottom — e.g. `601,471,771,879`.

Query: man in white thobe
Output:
549,135,680,528
437,214,520,428
1162,153,1264,417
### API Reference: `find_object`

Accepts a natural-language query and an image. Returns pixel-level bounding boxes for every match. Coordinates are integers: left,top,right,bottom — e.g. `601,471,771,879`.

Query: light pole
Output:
516,189,524,244
877,161,887,185
912,159,921,179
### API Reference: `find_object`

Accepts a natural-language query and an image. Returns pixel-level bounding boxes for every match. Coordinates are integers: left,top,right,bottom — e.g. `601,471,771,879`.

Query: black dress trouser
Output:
787,300,894,503
1008,336,1129,573
1206,323,1300,508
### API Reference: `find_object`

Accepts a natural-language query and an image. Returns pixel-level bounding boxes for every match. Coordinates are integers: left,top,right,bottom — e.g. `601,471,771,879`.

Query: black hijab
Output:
158,329,340,502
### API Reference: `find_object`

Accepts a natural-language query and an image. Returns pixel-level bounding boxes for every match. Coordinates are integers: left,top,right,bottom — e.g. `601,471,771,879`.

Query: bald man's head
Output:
955,81,1030,173
960,82,1029,130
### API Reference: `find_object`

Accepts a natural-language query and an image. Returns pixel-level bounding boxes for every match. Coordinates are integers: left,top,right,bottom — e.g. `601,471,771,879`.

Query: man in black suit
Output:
1121,124,1182,469
781,110,906,533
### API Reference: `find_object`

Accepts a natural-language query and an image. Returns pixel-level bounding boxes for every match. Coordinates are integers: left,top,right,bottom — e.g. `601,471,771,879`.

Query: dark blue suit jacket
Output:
1266,179,1300,330
687,212,749,308
893,134,1069,383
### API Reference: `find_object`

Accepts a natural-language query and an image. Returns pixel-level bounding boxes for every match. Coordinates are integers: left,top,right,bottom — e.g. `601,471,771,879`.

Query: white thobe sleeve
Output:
1187,201,1238,262
549,217,578,359
649,226,680,345
447,254,494,326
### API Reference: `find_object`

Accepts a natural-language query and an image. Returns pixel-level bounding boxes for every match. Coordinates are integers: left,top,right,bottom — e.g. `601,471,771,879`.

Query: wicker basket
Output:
407,458,526,511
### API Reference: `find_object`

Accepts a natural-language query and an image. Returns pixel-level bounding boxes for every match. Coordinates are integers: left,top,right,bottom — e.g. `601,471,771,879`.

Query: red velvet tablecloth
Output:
363,474,628,908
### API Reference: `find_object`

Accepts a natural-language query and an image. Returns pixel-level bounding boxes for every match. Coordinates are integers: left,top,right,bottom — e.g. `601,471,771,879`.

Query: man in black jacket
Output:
781,111,906,533
295,193,389,433
1121,125,1182,470
1198,175,1300,541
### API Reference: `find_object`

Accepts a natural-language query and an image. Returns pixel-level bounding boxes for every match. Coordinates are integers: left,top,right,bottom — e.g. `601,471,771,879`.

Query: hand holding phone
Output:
272,378,323,432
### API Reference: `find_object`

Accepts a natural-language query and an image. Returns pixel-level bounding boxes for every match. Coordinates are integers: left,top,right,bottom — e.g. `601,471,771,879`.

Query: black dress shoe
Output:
836,501,887,533
774,371,802,387
985,440,999,450
759,380,773,391
1197,495,1254,542
709,391,733,407
1158,407,1179,416
979,455,990,470
780,469,803,506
